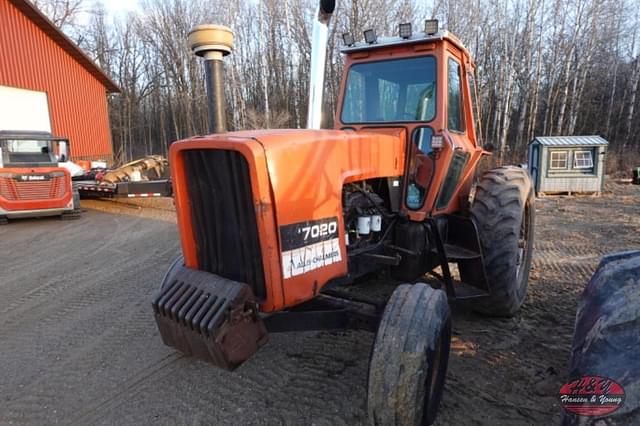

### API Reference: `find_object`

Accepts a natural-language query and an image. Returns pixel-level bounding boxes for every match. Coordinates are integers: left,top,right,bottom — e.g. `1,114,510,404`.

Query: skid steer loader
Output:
152,2,535,424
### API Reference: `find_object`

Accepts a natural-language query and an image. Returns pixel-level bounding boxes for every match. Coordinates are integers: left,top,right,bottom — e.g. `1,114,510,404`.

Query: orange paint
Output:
171,129,405,311
0,167,72,212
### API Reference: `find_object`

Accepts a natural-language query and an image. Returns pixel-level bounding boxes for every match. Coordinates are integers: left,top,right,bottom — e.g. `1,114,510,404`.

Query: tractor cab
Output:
337,22,486,219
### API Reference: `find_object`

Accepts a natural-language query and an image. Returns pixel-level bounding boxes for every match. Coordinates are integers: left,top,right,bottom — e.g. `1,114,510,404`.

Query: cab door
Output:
432,55,474,213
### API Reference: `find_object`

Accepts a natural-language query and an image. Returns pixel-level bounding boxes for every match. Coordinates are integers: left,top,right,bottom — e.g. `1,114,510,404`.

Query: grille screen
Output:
0,176,66,201
182,150,266,299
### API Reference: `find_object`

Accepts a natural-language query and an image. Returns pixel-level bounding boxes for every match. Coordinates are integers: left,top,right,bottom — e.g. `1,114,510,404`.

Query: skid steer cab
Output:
0,131,80,224
152,4,534,425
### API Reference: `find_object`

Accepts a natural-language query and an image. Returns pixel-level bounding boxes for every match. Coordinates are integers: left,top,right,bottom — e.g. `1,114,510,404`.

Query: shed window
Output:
550,151,568,169
573,150,593,169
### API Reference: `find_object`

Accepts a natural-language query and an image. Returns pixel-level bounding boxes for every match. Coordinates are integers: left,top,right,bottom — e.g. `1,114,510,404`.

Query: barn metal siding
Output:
0,0,113,162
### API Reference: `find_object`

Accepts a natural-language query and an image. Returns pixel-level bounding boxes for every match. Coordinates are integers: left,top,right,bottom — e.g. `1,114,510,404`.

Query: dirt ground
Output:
0,183,638,425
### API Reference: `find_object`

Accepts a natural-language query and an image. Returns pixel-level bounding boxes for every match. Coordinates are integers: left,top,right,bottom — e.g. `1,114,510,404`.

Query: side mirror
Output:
483,142,495,152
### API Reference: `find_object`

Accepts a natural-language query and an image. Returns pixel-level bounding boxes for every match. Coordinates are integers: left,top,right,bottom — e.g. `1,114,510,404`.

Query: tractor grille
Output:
0,175,67,201
182,150,266,299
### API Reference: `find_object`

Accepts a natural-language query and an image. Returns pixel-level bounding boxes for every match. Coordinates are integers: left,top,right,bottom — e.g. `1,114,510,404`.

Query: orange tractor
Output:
152,2,535,424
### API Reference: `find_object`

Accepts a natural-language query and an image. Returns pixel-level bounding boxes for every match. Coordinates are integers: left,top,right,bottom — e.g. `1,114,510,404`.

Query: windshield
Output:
341,56,437,124
1,139,57,165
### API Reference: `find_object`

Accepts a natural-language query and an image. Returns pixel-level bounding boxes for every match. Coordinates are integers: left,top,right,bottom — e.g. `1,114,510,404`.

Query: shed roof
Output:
8,0,120,93
530,135,608,146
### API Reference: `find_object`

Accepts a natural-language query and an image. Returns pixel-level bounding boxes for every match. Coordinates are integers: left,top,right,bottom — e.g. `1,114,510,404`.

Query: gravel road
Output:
0,184,638,425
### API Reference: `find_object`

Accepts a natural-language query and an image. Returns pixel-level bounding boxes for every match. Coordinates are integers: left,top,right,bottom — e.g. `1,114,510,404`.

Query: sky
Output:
103,0,139,15
76,0,140,26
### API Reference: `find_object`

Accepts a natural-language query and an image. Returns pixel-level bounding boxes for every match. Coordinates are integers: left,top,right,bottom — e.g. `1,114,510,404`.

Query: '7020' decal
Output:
280,217,342,279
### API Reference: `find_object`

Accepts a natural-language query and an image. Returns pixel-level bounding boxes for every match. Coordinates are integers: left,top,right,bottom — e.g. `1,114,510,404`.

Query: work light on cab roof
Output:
363,29,377,44
398,22,412,39
425,19,439,35
341,18,441,48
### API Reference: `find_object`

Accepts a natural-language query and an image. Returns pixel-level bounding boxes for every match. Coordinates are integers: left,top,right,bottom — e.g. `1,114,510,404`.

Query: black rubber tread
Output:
72,190,81,211
367,283,451,426
0,216,8,225
61,190,82,220
470,166,535,316
563,251,640,425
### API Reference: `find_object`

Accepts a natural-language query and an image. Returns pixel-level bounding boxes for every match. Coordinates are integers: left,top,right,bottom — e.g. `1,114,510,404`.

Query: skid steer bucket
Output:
152,265,268,370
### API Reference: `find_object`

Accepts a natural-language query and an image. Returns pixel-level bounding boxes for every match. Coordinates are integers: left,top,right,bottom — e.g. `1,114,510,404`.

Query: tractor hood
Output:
231,128,405,224
169,128,406,311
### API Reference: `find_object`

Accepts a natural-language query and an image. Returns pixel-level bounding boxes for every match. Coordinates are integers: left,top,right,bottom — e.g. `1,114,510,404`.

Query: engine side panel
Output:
253,129,405,307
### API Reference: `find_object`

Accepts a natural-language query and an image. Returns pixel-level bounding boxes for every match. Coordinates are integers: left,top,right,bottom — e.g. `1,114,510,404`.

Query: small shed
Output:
528,135,608,195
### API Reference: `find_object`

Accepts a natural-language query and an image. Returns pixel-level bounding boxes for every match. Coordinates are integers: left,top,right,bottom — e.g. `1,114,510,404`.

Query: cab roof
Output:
340,30,470,58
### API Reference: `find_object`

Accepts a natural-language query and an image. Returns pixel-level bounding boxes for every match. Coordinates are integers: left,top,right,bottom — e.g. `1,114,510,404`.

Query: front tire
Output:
470,166,535,316
367,283,451,426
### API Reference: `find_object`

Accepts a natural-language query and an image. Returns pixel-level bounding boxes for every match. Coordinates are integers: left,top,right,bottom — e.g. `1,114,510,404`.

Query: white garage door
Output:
0,85,52,133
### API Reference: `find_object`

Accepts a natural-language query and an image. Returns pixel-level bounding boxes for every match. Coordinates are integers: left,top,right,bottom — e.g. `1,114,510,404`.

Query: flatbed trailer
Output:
75,179,172,199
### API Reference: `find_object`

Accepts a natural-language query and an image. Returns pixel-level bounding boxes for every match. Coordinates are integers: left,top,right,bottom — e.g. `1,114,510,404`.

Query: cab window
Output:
467,71,482,144
341,56,437,124
447,58,464,132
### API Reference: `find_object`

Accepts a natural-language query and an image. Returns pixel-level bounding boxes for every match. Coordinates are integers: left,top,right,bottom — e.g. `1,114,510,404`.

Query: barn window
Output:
573,150,594,169
550,151,568,169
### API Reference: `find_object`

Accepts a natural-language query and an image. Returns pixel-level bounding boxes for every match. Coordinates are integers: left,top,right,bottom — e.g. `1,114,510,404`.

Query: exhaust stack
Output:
307,0,336,129
189,25,234,134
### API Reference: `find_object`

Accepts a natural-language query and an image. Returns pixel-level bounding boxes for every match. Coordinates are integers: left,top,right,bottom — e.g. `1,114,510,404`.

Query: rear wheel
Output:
367,283,451,426
470,166,535,316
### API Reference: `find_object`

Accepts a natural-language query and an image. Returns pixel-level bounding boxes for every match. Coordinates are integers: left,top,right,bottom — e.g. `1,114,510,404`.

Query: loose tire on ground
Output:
470,166,535,316
563,251,640,425
367,283,451,426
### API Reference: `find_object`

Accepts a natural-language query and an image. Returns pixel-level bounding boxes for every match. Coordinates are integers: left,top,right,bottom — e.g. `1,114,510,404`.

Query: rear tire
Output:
563,251,640,425
470,166,535,316
367,283,451,426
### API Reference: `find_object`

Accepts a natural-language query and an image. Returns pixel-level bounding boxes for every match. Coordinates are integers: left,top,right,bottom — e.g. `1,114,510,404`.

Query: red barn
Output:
0,0,119,162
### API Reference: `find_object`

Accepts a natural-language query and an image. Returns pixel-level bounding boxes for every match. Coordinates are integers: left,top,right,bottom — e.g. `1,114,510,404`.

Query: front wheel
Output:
470,166,535,316
367,283,451,426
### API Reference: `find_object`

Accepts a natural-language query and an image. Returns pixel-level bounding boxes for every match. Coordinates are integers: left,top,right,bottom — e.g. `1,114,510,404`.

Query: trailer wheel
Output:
0,216,7,225
470,166,535,316
367,283,451,426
